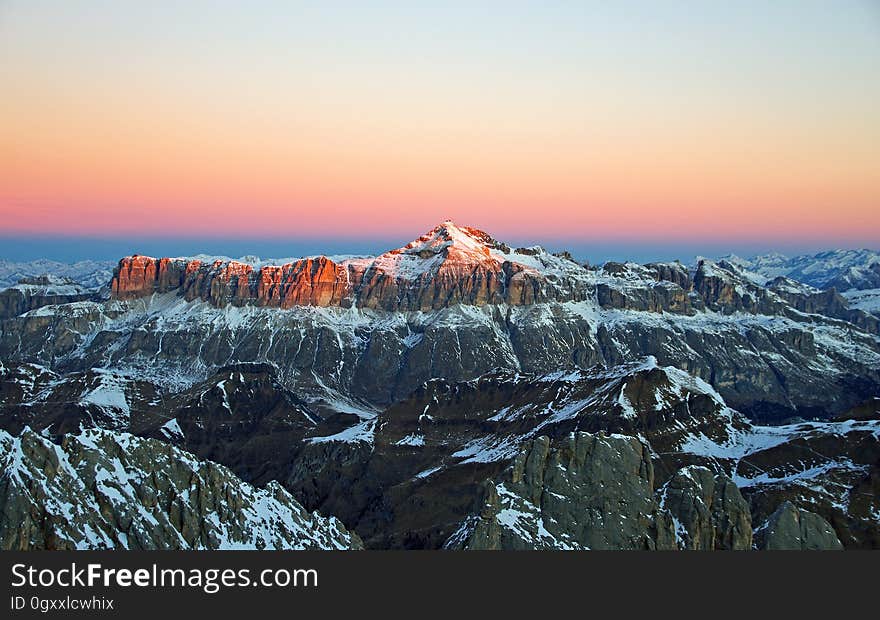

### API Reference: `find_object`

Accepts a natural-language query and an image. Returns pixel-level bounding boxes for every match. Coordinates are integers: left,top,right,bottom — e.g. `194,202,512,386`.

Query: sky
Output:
1,1,878,262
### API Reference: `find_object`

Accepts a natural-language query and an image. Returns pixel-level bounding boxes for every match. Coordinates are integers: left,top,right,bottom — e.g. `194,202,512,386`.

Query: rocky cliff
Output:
450,433,752,550
755,501,843,550
0,428,362,550
0,275,95,320
110,222,561,311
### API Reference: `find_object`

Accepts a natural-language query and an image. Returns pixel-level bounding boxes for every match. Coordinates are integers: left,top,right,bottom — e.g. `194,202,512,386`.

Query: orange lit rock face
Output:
109,222,558,310
111,255,187,299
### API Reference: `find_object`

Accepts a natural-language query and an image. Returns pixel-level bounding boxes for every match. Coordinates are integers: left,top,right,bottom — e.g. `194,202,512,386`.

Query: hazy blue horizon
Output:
1,234,877,266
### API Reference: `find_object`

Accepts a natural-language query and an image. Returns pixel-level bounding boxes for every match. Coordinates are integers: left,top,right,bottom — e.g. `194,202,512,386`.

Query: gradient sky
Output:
1,1,879,261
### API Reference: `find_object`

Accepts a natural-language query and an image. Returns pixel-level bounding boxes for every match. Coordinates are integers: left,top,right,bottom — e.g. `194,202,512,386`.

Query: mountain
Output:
0,275,99,320
109,221,572,309
723,249,880,291
719,248,880,324
5,221,875,420
0,221,878,549
0,427,362,550
0,259,114,291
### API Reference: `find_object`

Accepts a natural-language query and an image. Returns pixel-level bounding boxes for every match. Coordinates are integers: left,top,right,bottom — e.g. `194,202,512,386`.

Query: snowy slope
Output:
0,427,362,550
0,259,114,291
723,249,880,290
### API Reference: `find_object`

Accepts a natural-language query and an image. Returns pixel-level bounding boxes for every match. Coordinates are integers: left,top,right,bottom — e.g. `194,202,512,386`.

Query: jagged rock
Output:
452,433,678,550
825,262,880,292
0,275,95,319
4,222,878,419
693,259,784,315
724,249,880,290
657,466,752,550
755,501,843,550
109,223,573,311
0,428,362,550
767,277,878,334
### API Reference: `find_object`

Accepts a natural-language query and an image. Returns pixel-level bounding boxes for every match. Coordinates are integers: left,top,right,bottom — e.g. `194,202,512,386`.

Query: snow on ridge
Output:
307,418,376,445
159,418,184,441
1,427,359,550
679,418,880,475
720,248,880,290
79,369,131,421
0,259,114,291
451,435,521,464
843,288,880,314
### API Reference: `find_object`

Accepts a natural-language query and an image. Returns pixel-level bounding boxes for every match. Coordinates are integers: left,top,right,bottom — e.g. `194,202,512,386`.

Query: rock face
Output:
111,256,188,300
767,277,878,334
110,223,562,311
755,501,843,550
658,466,752,550
0,428,362,550
454,433,673,550
692,259,785,315
451,433,752,551
0,276,95,320
49,221,867,419
595,261,694,313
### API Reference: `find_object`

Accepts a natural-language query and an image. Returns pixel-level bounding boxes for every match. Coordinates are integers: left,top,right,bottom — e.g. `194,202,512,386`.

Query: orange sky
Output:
1,2,878,244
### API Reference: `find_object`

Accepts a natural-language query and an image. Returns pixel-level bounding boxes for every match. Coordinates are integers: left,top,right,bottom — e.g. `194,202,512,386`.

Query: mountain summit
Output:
398,220,501,257
344,220,530,286
110,222,563,310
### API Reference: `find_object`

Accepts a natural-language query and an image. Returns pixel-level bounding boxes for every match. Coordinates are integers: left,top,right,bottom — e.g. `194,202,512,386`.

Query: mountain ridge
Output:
1,222,879,549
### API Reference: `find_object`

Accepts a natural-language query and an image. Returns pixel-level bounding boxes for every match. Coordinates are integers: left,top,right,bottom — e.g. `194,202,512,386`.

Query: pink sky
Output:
1,2,878,245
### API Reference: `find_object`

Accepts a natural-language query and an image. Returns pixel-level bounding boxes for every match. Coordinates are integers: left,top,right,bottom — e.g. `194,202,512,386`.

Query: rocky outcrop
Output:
755,501,843,550
451,434,759,551
647,261,693,289
767,278,879,334
453,433,676,550
0,428,362,550
0,276,94,319
111,255,188,300
108,223,568,311
658,466,752,550
825,262,880,292
693,260,784,315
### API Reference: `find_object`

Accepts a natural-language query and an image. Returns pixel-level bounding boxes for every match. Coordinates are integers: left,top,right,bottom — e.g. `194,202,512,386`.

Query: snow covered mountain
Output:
1,221,878,549
0,259,114,291
0,427,362,550
722,249,880,291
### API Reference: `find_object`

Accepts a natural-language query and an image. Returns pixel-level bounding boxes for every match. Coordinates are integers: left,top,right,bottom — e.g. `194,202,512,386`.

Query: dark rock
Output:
755,501,843,550
658,466,752,550
0,428,362,550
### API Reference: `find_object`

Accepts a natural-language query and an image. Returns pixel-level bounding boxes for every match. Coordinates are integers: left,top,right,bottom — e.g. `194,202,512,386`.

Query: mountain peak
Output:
399,221,500,258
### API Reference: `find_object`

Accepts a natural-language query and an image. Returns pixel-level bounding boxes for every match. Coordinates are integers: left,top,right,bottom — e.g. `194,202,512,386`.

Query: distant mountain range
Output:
0,258,114,290
1,222,878,550
721,249,880,291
